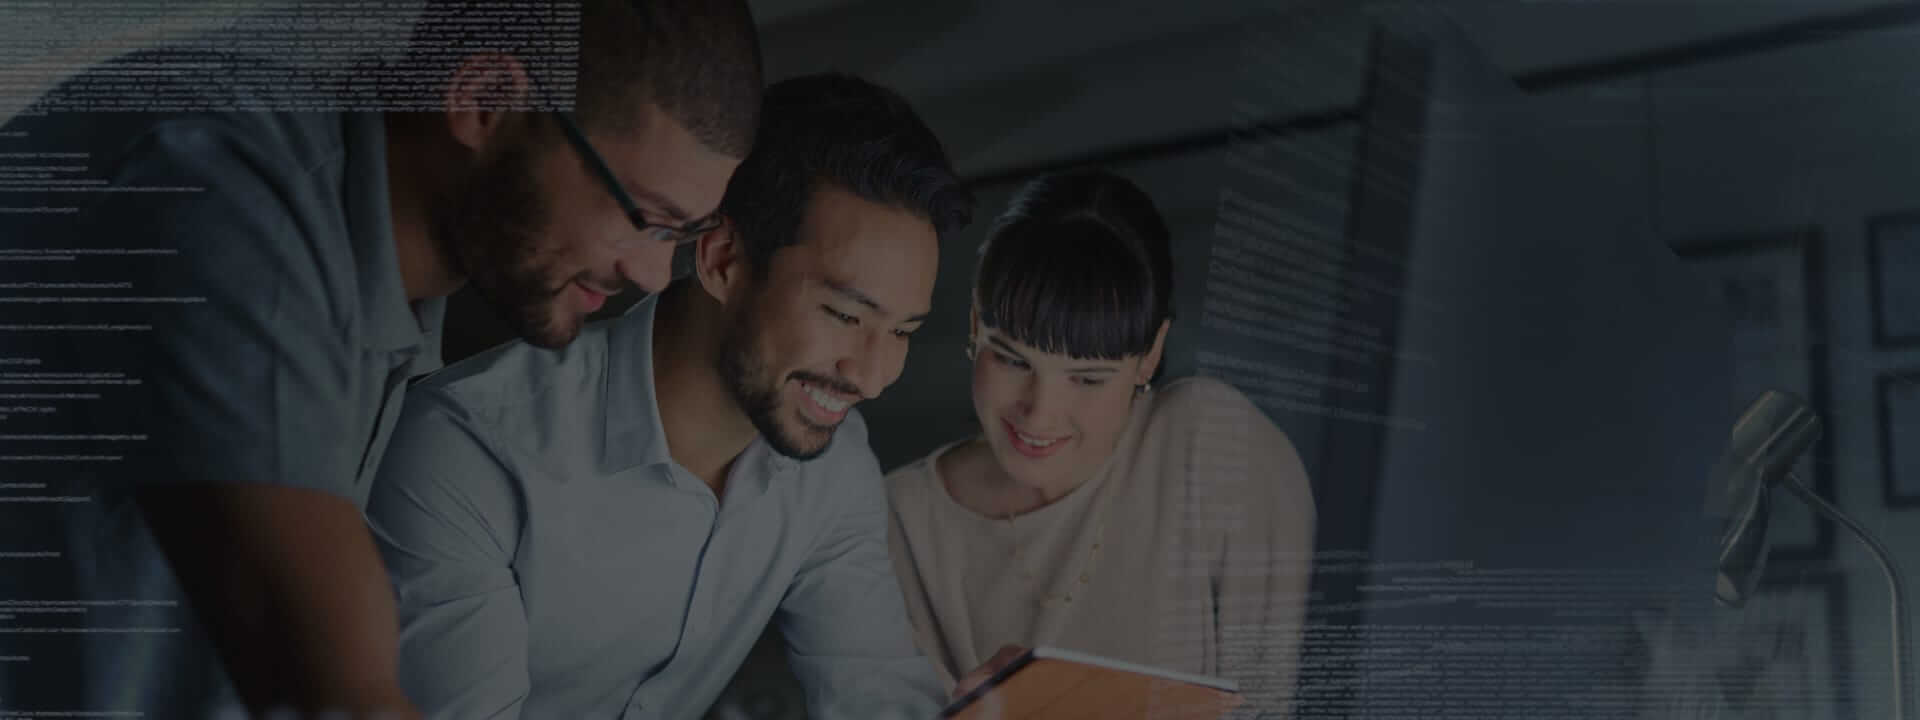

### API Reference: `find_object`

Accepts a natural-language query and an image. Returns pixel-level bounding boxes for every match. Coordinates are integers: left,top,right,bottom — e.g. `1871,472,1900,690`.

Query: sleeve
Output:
74,117,364,499
365,391,531,719
776,417,948,720
1202,383,1317,719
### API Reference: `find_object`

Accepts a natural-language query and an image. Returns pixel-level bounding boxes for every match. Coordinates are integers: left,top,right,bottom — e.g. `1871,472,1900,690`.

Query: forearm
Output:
138,484,419,718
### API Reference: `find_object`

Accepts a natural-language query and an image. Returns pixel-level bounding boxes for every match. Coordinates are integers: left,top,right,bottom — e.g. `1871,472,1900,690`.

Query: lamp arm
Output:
1784,471,1908,720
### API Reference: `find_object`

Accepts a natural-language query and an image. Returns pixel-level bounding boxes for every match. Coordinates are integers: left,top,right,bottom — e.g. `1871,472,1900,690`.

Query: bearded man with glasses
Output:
0,1,761,718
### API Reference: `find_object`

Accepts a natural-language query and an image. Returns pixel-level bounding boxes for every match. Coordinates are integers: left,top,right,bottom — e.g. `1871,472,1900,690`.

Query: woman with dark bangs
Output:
884,169,1317,714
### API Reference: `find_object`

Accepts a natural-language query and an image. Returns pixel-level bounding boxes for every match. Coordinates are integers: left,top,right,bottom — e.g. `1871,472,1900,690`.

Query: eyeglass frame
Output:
550,110,724,248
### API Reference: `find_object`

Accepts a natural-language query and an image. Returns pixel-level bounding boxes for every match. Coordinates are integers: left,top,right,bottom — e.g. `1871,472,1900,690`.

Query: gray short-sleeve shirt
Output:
0,53,443,716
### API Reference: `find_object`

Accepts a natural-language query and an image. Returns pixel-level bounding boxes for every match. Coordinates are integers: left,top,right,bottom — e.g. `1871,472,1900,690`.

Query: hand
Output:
951,644,1028,701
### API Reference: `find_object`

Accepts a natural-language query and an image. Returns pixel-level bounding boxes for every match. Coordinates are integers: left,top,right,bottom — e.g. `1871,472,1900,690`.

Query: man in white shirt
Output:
368,73,979,718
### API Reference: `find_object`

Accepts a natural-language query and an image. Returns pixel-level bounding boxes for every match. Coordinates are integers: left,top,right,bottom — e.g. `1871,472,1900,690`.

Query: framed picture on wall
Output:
1878,368,1920,507
1667,228,1833,566
1867,212,1920,349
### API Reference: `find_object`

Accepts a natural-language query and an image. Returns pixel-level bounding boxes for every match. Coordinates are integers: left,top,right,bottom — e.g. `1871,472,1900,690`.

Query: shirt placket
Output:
624,465,725,717
351,347,418,496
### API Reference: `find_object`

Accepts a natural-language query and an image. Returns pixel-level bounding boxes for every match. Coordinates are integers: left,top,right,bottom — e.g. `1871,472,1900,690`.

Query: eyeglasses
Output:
552,111,723,247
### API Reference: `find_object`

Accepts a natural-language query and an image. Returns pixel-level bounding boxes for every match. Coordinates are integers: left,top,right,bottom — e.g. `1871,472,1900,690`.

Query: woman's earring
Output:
965,339,977,361
1134,381,1151,395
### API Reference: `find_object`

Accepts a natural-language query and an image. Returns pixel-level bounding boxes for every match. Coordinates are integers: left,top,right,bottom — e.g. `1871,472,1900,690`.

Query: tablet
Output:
938,646,1242,720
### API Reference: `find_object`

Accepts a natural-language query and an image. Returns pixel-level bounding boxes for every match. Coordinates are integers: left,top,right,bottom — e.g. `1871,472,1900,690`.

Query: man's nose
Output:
836,332,906,400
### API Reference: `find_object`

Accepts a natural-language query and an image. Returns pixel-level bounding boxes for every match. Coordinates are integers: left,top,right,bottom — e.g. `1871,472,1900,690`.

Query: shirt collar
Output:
342,112,440,352
723,436,788,505
601,293,673,474
599,293,799,497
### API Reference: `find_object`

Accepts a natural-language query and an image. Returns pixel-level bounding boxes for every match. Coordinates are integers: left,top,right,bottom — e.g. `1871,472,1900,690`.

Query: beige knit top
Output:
884,377,1316,716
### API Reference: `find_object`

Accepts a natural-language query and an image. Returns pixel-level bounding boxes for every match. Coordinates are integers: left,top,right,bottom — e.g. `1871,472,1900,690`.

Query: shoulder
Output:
21,50,345,185
11,59,355,317
377,337,573,495
403,323,616,453
413,332,597,411
14,50,351,229
1144,376,1267,427
882,439,953,511
1141,376,1307,482
369,392,528,558
1170,379,1316,521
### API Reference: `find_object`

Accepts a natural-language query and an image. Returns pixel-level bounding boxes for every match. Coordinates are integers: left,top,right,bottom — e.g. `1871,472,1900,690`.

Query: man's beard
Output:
715,296,857,461
438,137,577,349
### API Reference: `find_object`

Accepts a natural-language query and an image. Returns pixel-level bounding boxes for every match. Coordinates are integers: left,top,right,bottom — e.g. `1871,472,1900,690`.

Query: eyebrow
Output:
826,280,929,324
984,335,1122,373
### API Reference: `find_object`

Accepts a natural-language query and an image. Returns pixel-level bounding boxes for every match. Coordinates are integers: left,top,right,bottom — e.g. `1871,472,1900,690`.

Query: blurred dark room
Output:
7,0,1920,717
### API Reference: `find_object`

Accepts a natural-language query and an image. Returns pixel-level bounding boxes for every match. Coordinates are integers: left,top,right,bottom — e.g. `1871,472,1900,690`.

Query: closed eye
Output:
822,306,857,325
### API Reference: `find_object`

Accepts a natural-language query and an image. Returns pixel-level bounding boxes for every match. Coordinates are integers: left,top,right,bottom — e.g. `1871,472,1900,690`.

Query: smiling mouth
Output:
1014,430,1064,446
573,282,609,312
802,383,851,412
1002,419,1070,457
795,377,857,425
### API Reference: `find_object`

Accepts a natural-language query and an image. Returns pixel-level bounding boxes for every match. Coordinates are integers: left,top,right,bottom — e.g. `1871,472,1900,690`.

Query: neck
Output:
651,283,758,496
384,114,467,302
948,437,1095,519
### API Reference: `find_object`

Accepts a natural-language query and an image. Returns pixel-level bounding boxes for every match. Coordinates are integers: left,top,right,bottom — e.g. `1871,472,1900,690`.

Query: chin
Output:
522,304,588,350
757,401,836,461
521,325,575,350
987,440,1056,478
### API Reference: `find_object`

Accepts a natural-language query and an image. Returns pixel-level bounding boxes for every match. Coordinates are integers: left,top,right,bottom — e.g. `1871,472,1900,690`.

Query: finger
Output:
951,645,1027,699
984,644,1026,670
992,644,1025,660
952,667,990,699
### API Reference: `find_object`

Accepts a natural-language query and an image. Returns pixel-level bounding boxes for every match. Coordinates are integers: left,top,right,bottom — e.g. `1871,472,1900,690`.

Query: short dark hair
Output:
719,72,973,277
399,0,762,156
974,170,1175,368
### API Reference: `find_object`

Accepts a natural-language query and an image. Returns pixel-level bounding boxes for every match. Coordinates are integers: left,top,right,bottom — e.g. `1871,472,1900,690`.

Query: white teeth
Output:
1017,432,1058,447
803,383,849,412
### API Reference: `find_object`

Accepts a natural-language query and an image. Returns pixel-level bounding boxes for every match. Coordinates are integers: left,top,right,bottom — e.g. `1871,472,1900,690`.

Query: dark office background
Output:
8,0,1919,716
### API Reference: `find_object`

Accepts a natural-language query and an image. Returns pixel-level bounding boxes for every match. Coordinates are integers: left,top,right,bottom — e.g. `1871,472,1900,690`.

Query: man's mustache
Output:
789,371,861,399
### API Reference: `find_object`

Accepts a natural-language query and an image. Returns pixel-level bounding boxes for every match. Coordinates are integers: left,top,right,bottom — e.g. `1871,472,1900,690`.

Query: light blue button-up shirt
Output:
367,293,947,719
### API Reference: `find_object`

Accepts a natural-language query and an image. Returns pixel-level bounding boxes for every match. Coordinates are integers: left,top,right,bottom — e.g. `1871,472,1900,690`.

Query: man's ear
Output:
1139,319,1171,384
443,52,534,154
693,217,752,307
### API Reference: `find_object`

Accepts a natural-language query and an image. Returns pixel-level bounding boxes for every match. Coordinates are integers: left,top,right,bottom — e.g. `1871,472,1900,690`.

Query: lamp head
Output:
1710,390,1821,608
